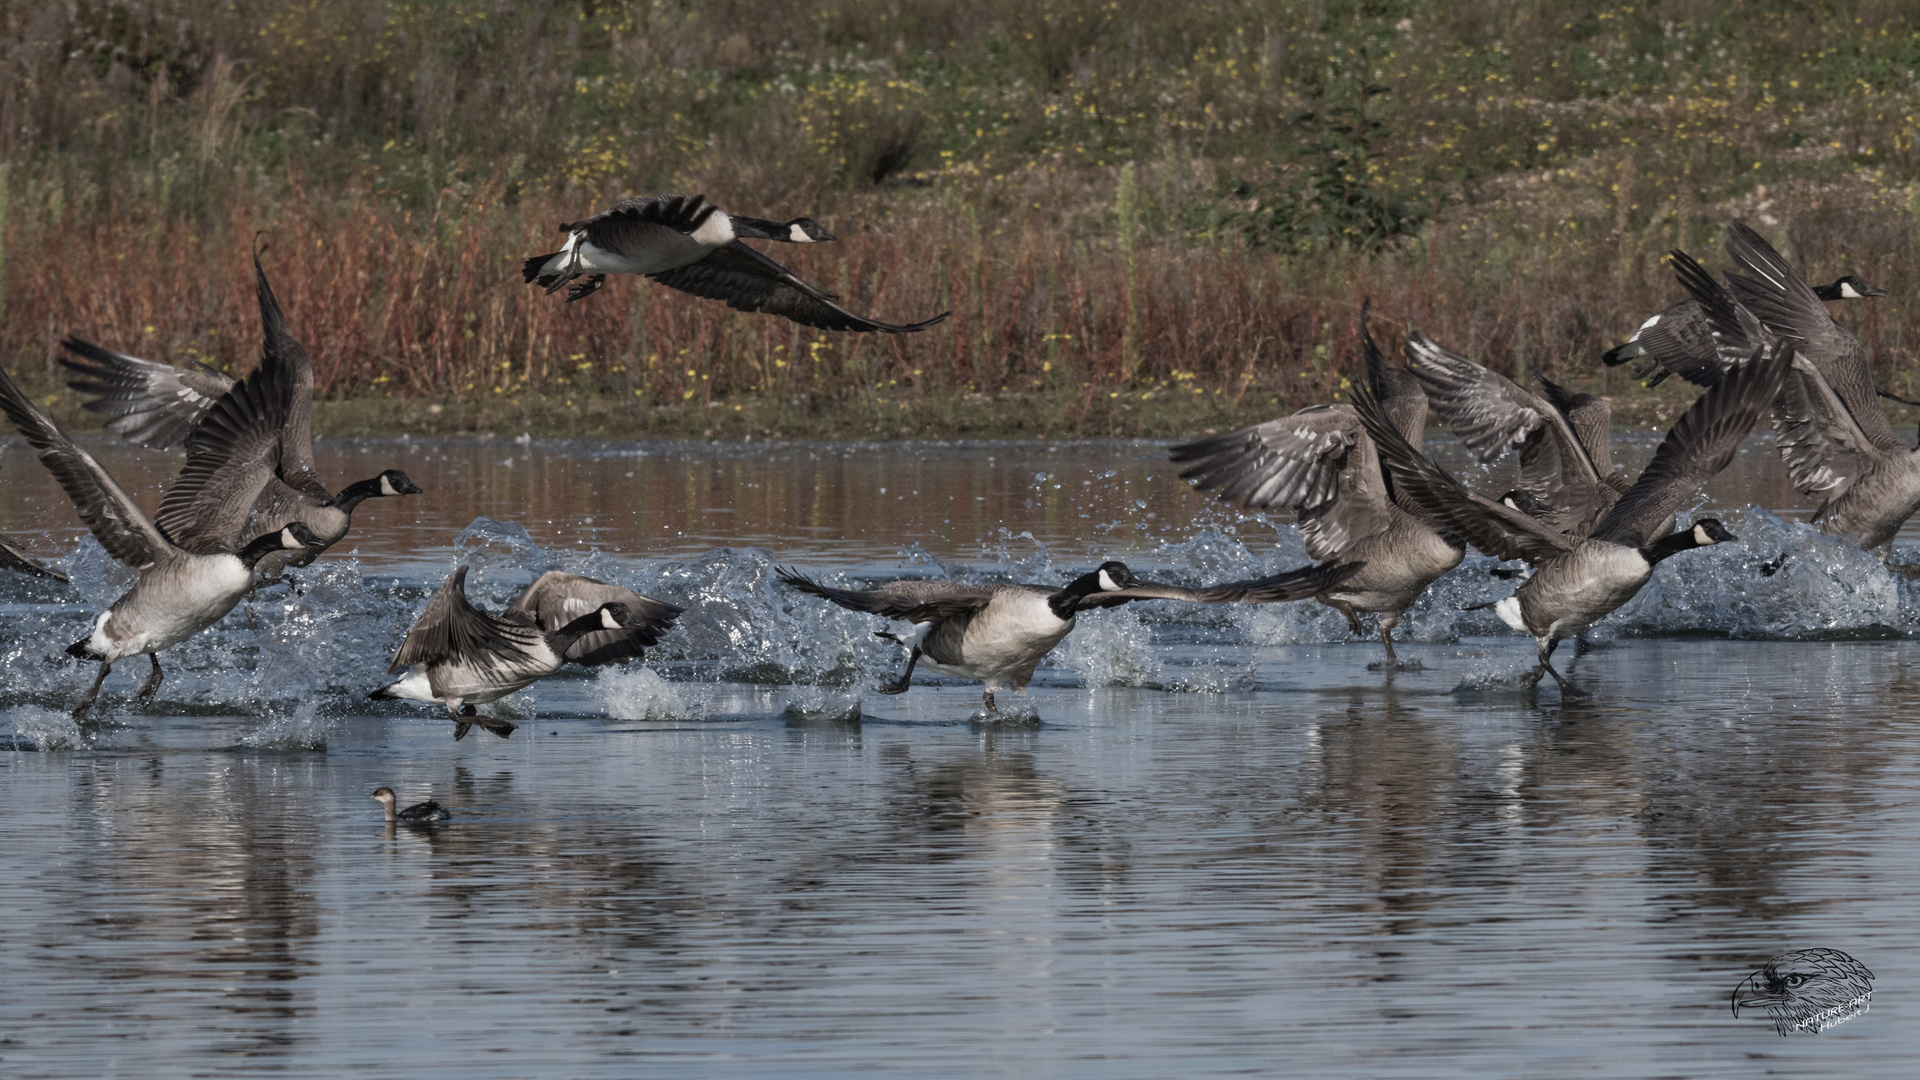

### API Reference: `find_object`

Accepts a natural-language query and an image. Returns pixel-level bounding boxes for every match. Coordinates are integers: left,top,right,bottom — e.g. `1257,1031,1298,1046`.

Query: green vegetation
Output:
6,1,1920,439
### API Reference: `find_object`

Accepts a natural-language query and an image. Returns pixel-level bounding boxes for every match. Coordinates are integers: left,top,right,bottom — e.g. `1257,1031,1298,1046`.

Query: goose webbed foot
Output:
1883,560,1920,578
73,660,112,720
876,646,921,695
1366,623,1423,671
1538,639,1586,698
982,690,998,714
134,655,164,710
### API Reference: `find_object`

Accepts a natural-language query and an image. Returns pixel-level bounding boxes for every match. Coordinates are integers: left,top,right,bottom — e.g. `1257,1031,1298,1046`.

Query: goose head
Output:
1094,561,1139,591
597,602,632,629
785,218,835,243
1815,274,1887,300
1690,518,1738,546
377,470,424,497
281,521,322,549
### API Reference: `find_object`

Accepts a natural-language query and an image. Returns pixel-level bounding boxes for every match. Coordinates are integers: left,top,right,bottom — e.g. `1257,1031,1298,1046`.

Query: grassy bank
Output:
7,2,1920,439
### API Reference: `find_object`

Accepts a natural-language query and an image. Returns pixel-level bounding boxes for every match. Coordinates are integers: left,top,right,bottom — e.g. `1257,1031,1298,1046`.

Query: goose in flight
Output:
1602,253,1882,388
522,193,950,332
57,253,422,577
0,357,321,717
371,567,685,740
1169,310,1461,668
1353,338,1791,696
0,533,69,581
1668,229,1920,571
778,559,1360,713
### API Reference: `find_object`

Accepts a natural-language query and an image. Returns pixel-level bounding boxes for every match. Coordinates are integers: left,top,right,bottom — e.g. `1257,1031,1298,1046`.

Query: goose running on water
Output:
1169,309,1460,669
523,193,950,332
1353,337,1792,696
779,560,1361,713
371,567,685,740
0,353,322,717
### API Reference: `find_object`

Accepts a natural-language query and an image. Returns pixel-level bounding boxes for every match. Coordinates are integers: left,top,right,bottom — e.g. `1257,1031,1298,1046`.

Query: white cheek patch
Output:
1097,569,1118,591
600,608,623,630
788,222,815,243
1840,282,1861,298
1693,523,1711,545
281,527,302,549
379,475,398,496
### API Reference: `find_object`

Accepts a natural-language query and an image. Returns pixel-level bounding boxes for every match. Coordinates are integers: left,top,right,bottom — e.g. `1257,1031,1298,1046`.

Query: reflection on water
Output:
3,438,1920,1076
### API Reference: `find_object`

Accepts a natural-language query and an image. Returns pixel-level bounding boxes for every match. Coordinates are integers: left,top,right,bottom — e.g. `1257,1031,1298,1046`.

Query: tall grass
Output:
7,1,1920,433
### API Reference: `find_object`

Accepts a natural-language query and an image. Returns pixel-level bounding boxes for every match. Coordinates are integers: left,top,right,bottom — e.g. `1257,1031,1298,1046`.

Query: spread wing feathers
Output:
1773,356,1877,504
1721,220,1899,451
1591,341,1793,549
1404,332,1605,520
505,571,685,666
577,193,720,248
777,567,1000,624
0,532,71,581
1668,248,1772,373
1361,303,1427,445
153,347,293,555
252,251,329,501
1351,379,1576,565
1171,404,1359,510
1610,300,1726,388
1070,561,1365,610
57,337,233,449
389,566,548,674
648,242,951,333
1533,367,1615,471
0,366,170,569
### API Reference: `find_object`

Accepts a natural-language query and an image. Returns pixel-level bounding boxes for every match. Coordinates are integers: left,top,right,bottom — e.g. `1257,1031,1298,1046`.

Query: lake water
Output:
4,435,1920,1077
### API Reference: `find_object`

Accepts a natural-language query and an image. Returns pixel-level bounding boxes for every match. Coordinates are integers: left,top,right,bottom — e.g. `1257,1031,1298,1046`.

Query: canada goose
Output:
370,786,451,823
522,193,951,332
1168,311,1462,667
1602,266,1883,388
0,358,322,717
778,559,1360,713
370,566,684,739
57,253,423,575
0,533,69,581
1670,230,1920,569
1353,339,1791,695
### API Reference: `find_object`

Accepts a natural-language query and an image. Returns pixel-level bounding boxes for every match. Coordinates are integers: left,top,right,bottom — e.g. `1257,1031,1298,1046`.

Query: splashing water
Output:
597,666,711,721
2,705,84,751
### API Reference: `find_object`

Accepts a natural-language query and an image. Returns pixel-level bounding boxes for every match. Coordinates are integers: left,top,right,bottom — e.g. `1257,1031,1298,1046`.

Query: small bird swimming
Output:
779,559,1360,713
370,786,451,823
523,193,950,332
1733,948,1874,1035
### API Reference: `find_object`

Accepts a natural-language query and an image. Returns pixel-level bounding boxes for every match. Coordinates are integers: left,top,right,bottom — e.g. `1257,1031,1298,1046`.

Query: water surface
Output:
3,437,1918,1077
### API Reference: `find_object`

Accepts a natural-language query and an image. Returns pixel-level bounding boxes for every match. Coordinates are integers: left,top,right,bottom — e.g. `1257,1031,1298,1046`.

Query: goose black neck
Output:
1639,529,1712,565
547,607,617,654
728,215,783,240
1047,571,1106,621
326,477,384,513
237,530,293,569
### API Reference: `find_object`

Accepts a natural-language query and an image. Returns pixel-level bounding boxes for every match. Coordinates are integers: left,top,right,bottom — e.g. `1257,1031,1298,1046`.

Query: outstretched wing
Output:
389,566,545,673
252,250,329,502
153,345,294,555
1070,561,1364,609
0,366,170,569
0,532,71,582
650,242,951,333
505,571,685,665
1722,220,1899,452
1350,379,1576,565
1591,342,1793,549
57,337,234,449
1170,403,1394,562
778,567,997,623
